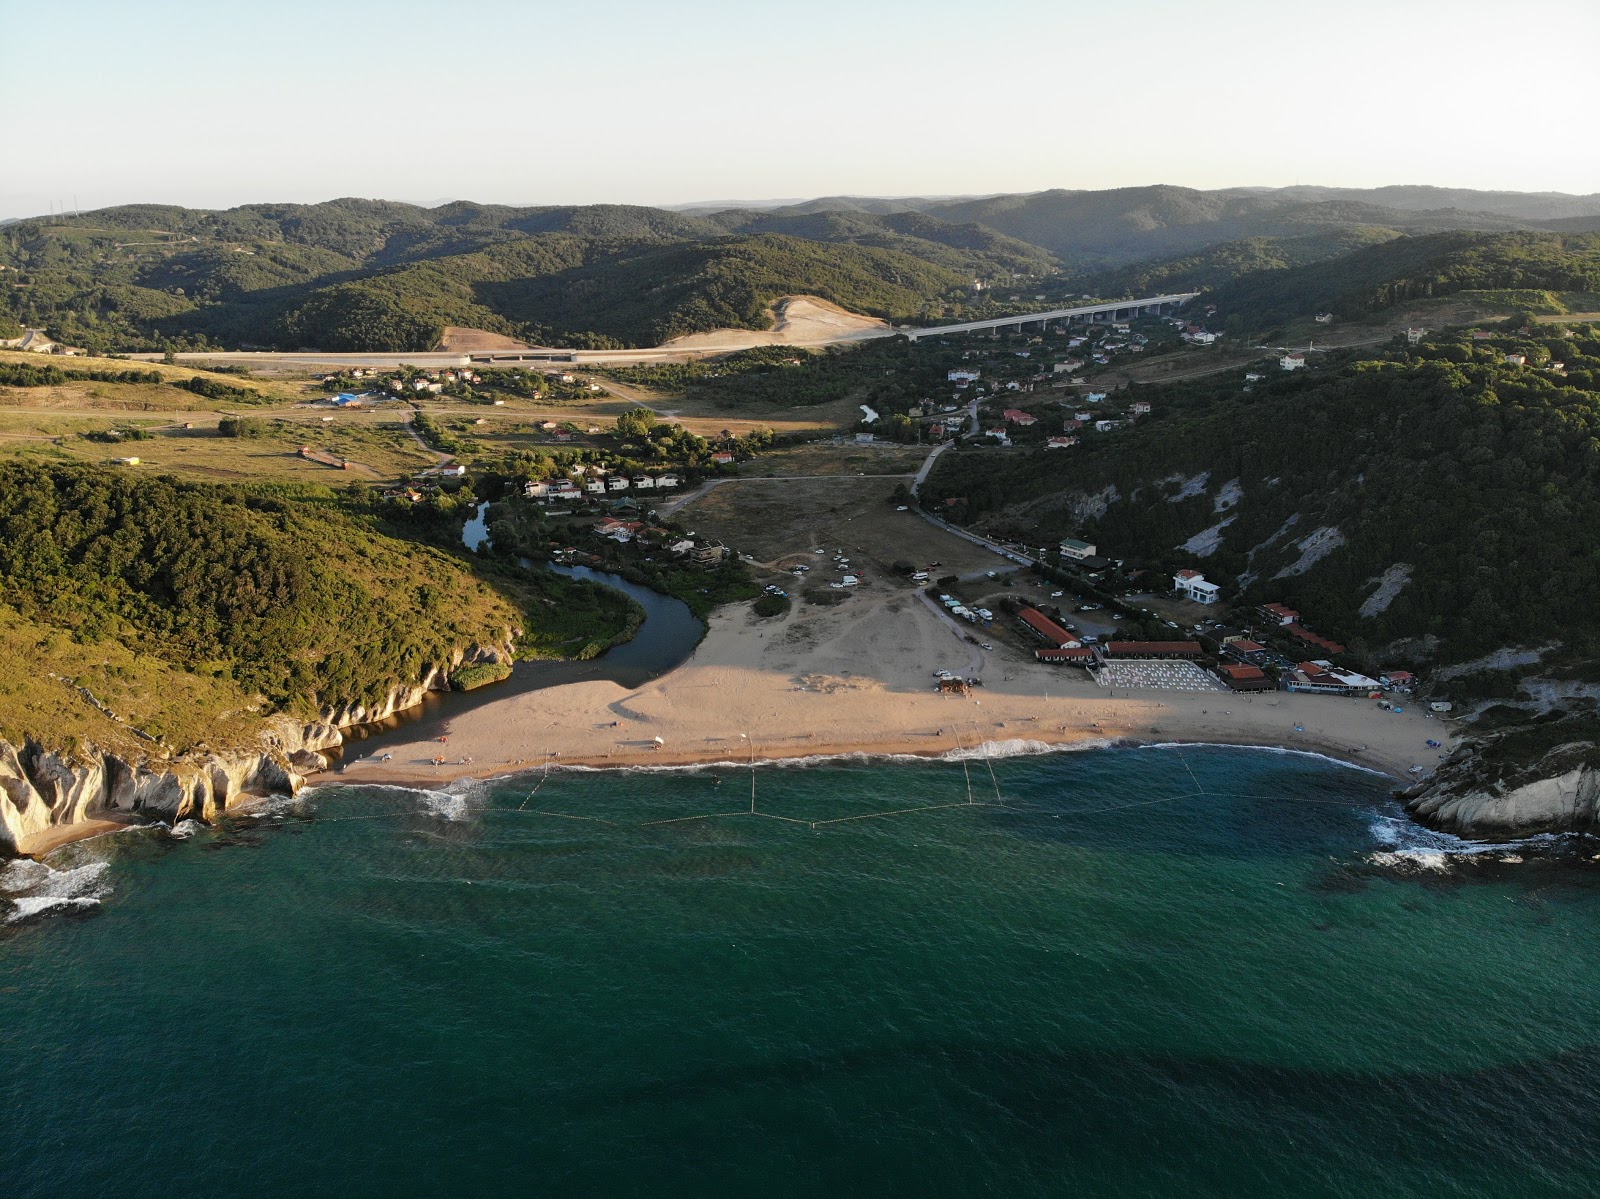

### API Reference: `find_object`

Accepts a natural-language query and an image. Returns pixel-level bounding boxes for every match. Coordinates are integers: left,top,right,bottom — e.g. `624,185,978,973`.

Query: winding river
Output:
336,505,702,753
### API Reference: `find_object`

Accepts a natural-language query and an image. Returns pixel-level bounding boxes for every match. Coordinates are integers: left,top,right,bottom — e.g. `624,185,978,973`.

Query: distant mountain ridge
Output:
7,185,1600,352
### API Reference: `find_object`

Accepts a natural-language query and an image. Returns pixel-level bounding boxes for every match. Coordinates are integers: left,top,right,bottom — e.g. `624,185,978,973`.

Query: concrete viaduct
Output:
903,292,1201,341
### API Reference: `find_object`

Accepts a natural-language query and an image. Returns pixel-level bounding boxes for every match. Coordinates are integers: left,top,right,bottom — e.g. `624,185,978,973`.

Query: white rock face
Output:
1179,516,1235,558
0,638,515,853
1359,563,1413,618
1407,764,1600,837
1272,525,1346,579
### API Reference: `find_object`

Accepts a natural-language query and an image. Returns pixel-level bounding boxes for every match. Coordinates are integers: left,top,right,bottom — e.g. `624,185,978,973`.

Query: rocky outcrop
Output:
1404,742,1600,837
0,738,301,851
0,638,516,854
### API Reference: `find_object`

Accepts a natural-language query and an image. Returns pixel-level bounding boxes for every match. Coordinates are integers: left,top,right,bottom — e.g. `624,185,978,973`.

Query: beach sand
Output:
343,589,1453,790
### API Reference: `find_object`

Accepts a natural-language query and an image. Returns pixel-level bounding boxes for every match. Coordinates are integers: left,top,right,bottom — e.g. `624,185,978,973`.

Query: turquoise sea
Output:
4,745,1599,1197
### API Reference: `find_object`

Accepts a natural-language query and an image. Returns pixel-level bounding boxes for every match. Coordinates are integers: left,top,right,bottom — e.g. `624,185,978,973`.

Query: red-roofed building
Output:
1217,664,1273,691
1263,603,1300,625
1382,670,1416,689
1016,607,1079,648
1036,647,1096,665
1104,641,1202,659
1002,408,1037,426
1291,626,1346,655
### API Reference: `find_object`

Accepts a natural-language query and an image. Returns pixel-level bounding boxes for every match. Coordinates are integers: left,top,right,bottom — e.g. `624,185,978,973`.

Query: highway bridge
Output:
903,293,1201,340
129,293,1202,371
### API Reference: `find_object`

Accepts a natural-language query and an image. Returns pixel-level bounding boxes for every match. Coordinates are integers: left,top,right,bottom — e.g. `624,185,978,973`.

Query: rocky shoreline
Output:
0,642,514,857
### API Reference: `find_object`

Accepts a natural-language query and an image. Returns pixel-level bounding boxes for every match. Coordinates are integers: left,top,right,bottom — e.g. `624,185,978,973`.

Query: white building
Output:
1280,354,1306,371
1059,537,1097,560
1174,568,1221,605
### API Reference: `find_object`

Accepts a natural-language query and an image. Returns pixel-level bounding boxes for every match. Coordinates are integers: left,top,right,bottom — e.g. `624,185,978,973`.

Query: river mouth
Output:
332,511,704,756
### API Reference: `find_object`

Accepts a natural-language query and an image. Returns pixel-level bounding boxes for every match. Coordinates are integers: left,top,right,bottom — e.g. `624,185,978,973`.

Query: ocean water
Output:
3,745,1599,1198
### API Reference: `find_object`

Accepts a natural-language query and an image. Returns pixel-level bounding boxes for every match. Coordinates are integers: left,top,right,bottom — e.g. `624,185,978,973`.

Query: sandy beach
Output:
339,588,1453,791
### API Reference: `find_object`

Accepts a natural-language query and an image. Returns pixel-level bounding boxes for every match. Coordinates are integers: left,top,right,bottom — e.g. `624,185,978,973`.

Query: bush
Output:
450,662,513,691
752,593,790,618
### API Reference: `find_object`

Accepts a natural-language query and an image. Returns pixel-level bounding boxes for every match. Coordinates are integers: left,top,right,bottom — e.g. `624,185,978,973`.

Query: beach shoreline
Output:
19,594,1453,857
325,594,1448,792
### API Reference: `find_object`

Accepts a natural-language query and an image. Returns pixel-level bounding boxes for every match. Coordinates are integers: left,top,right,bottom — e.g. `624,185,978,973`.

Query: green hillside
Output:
1205,231,1600,330
919,186,1537,268
921,327,1600,675
0,199,1042,352
0,465,635,749
1074,227,1405,298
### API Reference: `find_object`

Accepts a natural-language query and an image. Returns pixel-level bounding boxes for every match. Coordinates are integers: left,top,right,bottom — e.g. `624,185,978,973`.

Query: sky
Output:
5,0,1599,219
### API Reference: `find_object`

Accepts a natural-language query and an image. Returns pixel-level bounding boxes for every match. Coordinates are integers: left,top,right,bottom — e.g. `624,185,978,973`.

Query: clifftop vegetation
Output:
0,464,635,755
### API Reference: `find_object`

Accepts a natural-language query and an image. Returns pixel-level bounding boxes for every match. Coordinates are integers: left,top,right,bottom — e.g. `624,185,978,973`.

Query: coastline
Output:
19,594,1450,859
328,594,1448,793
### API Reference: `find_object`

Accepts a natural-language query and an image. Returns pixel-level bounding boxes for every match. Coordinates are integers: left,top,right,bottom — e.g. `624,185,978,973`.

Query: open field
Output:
740,442,931,478
677,475,1002,578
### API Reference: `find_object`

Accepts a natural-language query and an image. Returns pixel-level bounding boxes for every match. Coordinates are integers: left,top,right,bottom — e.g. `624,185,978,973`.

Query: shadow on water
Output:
336,512,704,757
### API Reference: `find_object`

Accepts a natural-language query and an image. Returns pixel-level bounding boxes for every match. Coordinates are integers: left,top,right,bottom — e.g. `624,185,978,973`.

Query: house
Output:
1002,408,1037,426
1291,626,1346,655
1280,354,1306,371
711,452,735,465
1036,646,1096,665
1085,392,1108,402
1130,401,1151,416
1244,372,1264,382
1173,568,1220,605
929,423,946,440
1217,664,1273,691
984,427,1010,443
1016,607,1079,648
1471,331,1495,340
1094,420,1120,433
1045,436,1079,449
1062,419,1086,433
585,479,606,494
1059,537,1097,561
548,481,582,501
1380,670,1416,690
633,476,655,490
655,474,680,489
607,476,630,491
1104,641,1202,659
666,538,695,556
1505,353,1527,366
1314,313,1334,324
689,542,729,569
524,481,551,498
1263,602,1300,625
1188,331,1217,345
947,369,981,385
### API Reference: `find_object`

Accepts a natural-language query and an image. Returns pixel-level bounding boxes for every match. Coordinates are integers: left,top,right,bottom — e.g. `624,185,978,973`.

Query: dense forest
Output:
922,326,1600,673
1203,231,1600,330
10,187,1599,353
0,465,634,727
0,199,1048,353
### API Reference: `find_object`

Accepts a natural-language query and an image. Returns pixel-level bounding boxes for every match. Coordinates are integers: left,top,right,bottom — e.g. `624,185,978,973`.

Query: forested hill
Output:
921,325,1600,675
1203,231,1600,330
0,199,1049,353
0,465,634,756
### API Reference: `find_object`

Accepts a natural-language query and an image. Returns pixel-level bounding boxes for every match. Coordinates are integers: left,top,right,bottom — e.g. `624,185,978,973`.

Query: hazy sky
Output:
6,0,1598,219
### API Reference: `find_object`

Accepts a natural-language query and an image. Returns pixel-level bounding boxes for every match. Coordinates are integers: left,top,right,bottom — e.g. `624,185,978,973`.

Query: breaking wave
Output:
2,858,113,925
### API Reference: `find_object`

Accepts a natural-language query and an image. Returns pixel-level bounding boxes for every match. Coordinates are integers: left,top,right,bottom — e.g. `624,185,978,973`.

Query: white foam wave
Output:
1138,740,1392,778
3,858,112,925
1363,809,1571,869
